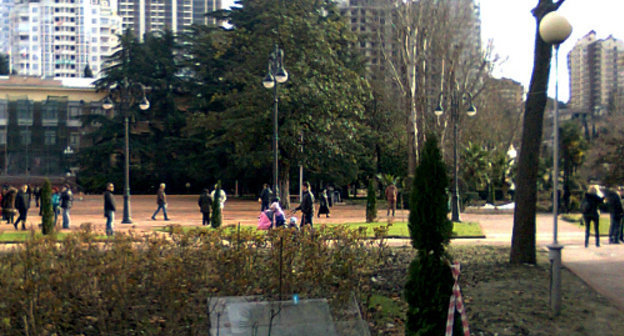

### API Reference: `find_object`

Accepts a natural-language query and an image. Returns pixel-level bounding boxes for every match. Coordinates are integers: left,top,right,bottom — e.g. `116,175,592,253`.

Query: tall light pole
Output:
435,91,477,222
102,81,150,224
539,10,572,316
262,44,288,202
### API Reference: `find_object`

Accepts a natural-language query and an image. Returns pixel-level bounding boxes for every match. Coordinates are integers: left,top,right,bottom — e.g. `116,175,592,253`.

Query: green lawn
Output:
560,213,611,236
0,231,110,242
156,221,484,238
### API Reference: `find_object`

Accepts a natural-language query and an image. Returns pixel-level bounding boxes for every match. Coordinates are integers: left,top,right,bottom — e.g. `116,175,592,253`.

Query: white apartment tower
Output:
115,0,221,38
568,30,624,114
0,0,15,55
8,0,122,78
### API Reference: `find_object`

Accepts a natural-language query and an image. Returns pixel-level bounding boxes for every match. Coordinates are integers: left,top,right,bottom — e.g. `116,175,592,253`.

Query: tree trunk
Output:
407,94,419,178
510,0,564,264
280,168,291,210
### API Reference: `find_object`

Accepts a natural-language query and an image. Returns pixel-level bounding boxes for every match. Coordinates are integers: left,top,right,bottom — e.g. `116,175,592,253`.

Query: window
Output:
68,106,81,120
69,133,80,147
44,130,56,145
0,130,6,145
42,101,58,122
0,100,7,119
16,100,33,125
20,129,31,145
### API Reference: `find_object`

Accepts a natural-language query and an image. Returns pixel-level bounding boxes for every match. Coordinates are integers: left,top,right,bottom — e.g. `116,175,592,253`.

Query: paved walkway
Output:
1,196,622,311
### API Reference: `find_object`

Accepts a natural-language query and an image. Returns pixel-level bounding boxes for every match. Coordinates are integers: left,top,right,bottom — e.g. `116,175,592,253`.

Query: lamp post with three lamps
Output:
539,10,572,316
102,81,150,224
262,44,288,202
435,91,477,222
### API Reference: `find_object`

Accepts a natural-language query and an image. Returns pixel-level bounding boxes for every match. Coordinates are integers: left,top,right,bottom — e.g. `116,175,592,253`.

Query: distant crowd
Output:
1,183,73,231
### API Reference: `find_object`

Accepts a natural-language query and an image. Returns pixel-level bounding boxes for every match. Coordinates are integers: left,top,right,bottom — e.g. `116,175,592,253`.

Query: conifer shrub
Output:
405,135,455,335
211,180,222,228
366,179,377,222
41,179,54,235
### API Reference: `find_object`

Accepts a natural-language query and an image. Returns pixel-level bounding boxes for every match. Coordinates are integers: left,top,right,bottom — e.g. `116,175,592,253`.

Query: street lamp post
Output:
63,145,74,175
539,11,572,316
102,81,150,224
262,44,288,202
435,91,477,222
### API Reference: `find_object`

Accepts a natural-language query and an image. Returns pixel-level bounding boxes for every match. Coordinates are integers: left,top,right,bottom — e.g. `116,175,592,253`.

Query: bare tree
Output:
381,0,485,177
510,0,566,264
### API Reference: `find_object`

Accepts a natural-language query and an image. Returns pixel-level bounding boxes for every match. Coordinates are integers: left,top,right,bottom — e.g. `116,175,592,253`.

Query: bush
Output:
366,179,377,223
211,181,222,228
405,135,455,335
40,179,54,235
0,225,383,335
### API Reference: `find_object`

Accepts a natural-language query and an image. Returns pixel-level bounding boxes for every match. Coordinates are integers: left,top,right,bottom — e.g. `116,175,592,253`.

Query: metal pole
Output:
451,95,461,222
273,76,279,202
122,110,132,223
299,132,303,202
548,44,563,316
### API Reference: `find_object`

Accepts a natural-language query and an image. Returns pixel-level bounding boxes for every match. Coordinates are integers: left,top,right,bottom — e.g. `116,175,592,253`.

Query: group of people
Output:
196,184,228,226
0,183,73,231
256,182,333,230
581,184,624,247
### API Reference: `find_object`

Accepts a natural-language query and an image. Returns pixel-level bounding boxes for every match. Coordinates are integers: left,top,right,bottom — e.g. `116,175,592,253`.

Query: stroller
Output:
257,202,287,230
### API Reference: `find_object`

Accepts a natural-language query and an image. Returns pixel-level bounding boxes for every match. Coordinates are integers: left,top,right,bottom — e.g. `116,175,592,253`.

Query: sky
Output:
222,0,623,102
479,0,624,102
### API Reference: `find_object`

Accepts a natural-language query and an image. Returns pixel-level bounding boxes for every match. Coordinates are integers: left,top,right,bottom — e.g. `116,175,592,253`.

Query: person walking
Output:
258,183,272,211
3,186,16,225
581,185,604,248
605,187,623,244
14,185,29,230
60,184,73,229
33,186,41,208
151,183,169,220
103,183,116,236
51,187,61,228
198,188,212,226
385,182,398,216
294,182,315,228
317,189,330,218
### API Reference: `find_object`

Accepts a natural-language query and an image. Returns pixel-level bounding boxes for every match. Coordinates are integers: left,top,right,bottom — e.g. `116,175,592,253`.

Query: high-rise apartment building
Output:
0,0,15,55
114,0,221,38
568,30,624,114
336,0,481,81
8,0,121,78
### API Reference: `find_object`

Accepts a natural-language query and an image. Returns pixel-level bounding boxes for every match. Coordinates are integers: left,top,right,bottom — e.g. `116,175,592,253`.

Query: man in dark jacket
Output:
581,185,604,247
258,184,272,211
14,184,29,230
151,183,169,220
294,182,315,228
605,187,623,244
198,188,212,226
60,184,73,229
104,183,116,236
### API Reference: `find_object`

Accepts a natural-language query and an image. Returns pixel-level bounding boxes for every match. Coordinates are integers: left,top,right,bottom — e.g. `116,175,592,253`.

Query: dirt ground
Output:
371,246,624,336
0,195,405,233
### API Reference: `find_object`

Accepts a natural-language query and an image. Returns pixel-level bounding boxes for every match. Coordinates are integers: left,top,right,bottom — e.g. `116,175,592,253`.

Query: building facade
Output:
0,76,106,176
7,0,122,78
115,0,221,38
568,30,624,115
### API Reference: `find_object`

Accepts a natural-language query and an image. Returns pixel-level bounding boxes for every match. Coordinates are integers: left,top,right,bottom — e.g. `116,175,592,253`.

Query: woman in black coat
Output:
317,189,330,218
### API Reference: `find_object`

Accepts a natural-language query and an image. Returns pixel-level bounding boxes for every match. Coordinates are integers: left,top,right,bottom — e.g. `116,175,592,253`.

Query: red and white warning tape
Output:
445,262,470,336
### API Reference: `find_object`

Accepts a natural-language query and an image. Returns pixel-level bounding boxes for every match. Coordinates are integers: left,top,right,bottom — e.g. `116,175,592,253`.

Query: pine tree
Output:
405,135,455,335
366,179,377,222
41,179,54,235
211,181,222,228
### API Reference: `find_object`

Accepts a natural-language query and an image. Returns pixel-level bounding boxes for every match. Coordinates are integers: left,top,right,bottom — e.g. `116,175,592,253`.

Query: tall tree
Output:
510,0,566,264
191,0,371,206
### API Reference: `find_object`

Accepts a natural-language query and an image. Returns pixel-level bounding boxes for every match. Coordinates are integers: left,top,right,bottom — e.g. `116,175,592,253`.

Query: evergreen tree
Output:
366,179,377,222
405,135,455,335
41,179,54,235
211,181,222,228
84,64,94,78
